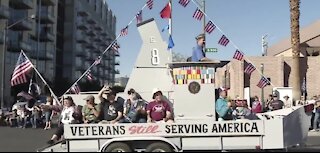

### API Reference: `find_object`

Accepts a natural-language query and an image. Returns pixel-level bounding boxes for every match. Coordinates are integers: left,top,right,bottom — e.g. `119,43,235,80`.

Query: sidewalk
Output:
308,131,320,136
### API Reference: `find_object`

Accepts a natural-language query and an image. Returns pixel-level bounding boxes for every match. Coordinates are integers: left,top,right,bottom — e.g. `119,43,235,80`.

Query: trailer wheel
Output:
145,142,173,152
103,142,132,152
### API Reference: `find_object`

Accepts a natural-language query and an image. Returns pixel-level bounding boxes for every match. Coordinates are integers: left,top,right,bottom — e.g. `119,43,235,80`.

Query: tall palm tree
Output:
290,0,301,101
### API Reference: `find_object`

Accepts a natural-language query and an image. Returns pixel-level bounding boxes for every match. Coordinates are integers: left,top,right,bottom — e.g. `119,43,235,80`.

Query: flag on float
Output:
168,35,175,49
218,35,230,46
11,52,33,86
160,2,171,19
244,63,256,75
204,21,216,34
179,0,190,7
93,56,101,66
86,70,93,81
233,50,244,61
193,8,204,21
257,77,269,88
120,26,128,36
161,24,170,32
70,84,81,94
146,0,153,10
136,10,142,24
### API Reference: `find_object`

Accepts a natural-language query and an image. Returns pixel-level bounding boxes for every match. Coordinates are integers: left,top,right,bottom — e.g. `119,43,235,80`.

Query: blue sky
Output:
107,0,320,77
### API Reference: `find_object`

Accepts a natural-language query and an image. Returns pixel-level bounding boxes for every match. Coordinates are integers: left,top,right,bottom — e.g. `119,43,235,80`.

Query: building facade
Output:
0,0,58,107
56,0,119,89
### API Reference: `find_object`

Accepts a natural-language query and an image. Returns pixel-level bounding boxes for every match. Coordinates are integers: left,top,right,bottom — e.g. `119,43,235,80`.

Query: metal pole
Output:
260,63,265,111
262,34,268,56
1,21,8,109
202,0,206,49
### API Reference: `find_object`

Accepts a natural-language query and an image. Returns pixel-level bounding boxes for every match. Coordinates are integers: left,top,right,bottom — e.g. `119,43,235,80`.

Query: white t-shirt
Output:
61,106,75,124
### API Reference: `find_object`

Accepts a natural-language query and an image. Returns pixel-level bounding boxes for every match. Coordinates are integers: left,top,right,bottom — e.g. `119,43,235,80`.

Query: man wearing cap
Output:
82,95,100,124
269,94,284,111
191,33,211,62
147,88,173,123
98,86,123,124
215,90,233,121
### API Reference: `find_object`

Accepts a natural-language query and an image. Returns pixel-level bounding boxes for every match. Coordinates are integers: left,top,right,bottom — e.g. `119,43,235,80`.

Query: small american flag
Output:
204,21,216,34
93,56,101,65
70,84,81,94
112,42,120,51
120,26,128,36
193,8,204,21
17,91,34,100
136,10,142,24
11,52,33,86
218,35,230,46
257,77,269,88
233,50,244,61
179,0,190,7
86,70,93,81
146,0,153,10
244,63,256,75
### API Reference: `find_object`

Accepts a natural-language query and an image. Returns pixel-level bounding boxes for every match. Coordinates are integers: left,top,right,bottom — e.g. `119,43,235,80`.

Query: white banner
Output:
64,120,264,139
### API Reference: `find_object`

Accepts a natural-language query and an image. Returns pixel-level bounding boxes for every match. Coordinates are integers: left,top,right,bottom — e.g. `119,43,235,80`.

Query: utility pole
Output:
260,63,265,111
1,21,8,109
202,0,206,49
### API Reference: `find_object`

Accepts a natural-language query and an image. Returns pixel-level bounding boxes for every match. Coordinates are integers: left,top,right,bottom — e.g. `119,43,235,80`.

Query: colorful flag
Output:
233,50,244,61
136,10,142,24
11,52,33,86
168,35,175,49
146,0,153,10
162,24,170,32
120,26,128,36
193,8,204,21
160,2,171,19
93,56,101,65
204,21,216,34
218,35,230,46
179,0,190,7
70,84,81,94
244,63,256,75
257,77,269,88
86,70,93,81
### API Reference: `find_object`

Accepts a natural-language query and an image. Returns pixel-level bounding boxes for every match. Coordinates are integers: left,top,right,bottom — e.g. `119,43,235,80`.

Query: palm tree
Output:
290,0,301,101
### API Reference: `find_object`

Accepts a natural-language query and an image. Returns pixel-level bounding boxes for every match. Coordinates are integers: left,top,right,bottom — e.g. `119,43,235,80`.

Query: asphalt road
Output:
0,126,320,152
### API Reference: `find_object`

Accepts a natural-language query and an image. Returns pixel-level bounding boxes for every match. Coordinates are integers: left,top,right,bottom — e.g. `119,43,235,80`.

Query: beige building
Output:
215,20,320,101
0,0,57,107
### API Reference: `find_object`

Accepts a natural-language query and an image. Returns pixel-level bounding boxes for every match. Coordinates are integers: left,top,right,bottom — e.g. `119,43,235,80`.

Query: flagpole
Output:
169,0,173,62
21,50,60,105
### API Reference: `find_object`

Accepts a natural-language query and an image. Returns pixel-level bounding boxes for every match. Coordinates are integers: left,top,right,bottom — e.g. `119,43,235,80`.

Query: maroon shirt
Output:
147,100,171,121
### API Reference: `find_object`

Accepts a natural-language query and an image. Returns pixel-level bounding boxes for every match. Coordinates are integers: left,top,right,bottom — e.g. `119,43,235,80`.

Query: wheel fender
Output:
99,137,179,152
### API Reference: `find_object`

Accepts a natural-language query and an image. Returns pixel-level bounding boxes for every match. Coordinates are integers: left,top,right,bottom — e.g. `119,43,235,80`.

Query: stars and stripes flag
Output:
204,21,216,34
244,63,256,75
70,84,81,94
112,42,120,54
193,8,204,21
17,91,34,100
257,77,269,88
146,0,153,10
233,50,244,61
85,70,93,81
136,10,142,24
93,56,101,66
179,0,190,7
11,52,33,86
218,35,230,46
120,26,128,36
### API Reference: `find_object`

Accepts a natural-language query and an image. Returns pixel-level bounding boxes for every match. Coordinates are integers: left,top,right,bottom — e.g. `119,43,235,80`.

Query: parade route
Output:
0,126,320,152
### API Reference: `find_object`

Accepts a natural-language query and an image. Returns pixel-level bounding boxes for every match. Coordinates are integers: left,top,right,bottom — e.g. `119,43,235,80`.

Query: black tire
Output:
145,142,174,152
103,142,132,152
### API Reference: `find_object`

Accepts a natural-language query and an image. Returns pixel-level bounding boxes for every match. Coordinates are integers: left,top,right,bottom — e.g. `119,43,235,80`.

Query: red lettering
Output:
128,125,161,135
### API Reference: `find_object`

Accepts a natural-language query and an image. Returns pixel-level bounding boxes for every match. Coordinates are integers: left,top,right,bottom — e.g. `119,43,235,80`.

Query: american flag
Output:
146,0,153,10
70,84,81,94
233,50,244,61
11,52,33,86
86,70,93,81
244,63,256,75
218,35,230,46
257,77,269,88
136,10,142,24
179,0,190,7
120,26,128,36
17,91,34,100
204,21,216,34
193,8,204,21
93,56,101,65
112,42,120,51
